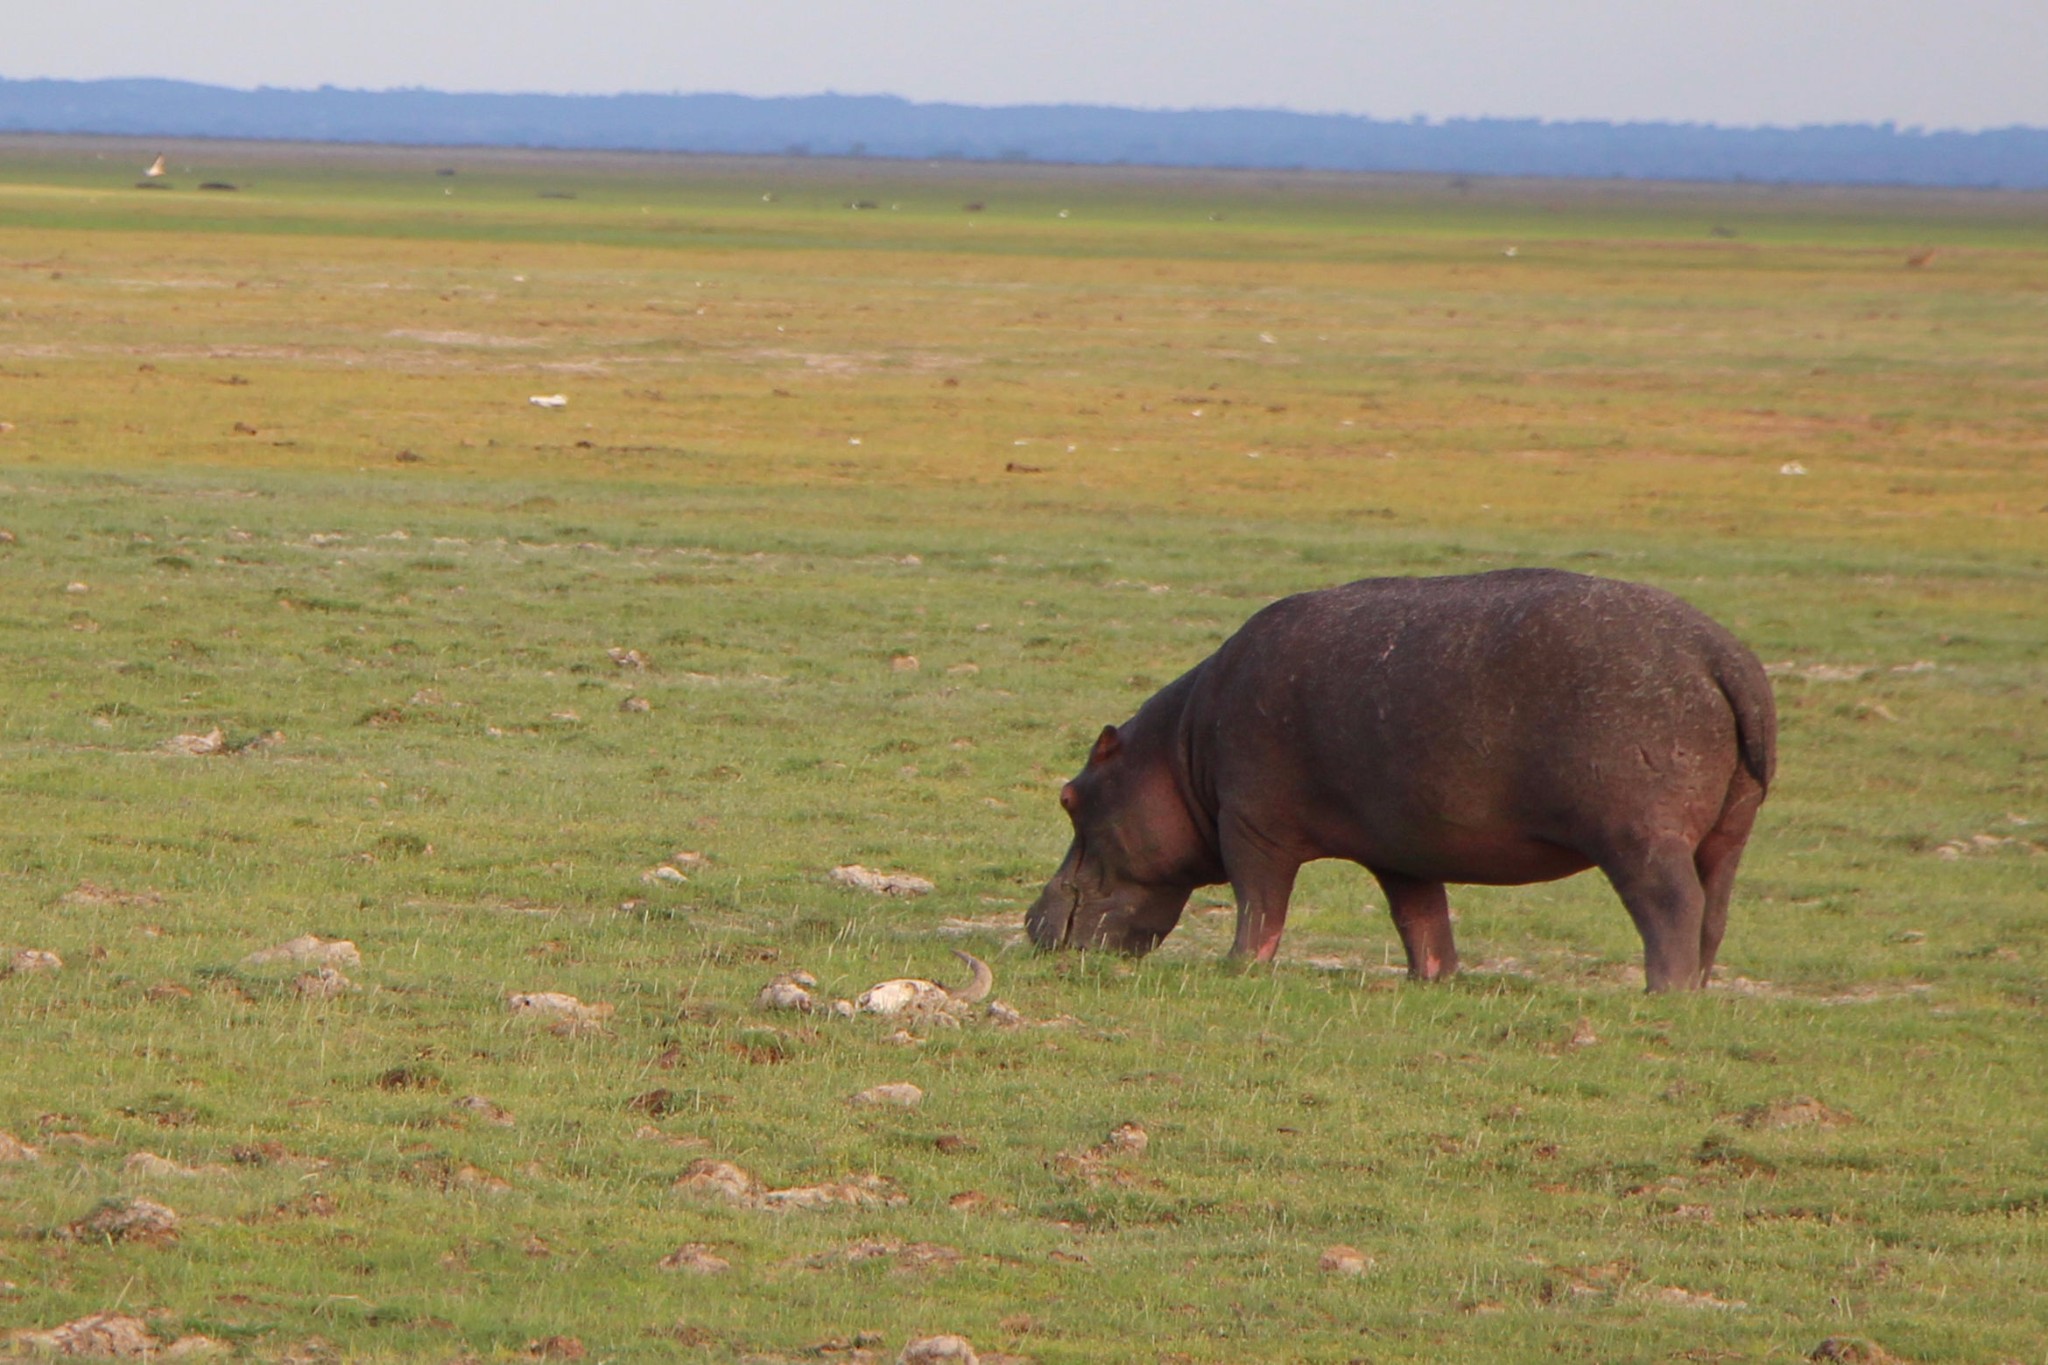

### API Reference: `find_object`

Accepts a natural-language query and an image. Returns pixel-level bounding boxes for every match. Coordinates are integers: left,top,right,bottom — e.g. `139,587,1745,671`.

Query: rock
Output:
522,1336,584,1360
899,1335,977,1365
850,1082,924,1109
643,865,687,884
756,975,816,1012
985,1000,1025,1027
1733,1097,1855,1130
243,935,361,969
293,967,355,999
506,991,612,1023
455,1095,516,1127
618,696,652,713
69,1197,179,1245
675,1159,764,1204
452,1164,511,1193
123,1152,200,1178
831,999,857,1018
1651,1285,1745,1309
759,1175,906,1210
162,1335,224,1357
8,948,62,975
605,646,649,669
670,850,710,870
8,1313,160,1357
1568,1017,1600,1049
1319,1245,1374,1277
1809,1338,1906,1364
891,654,921,672
1101,1122,1148,1156
657,1243,730,1274
830,864,935,897
0,1132,39,1162
161,729,227,756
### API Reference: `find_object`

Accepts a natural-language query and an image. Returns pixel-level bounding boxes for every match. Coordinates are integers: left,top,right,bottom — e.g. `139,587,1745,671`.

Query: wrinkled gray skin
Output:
1025,569,1776,991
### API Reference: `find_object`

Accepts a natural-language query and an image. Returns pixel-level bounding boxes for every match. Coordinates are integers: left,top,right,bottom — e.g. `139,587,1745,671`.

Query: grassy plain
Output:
1,134,2045,1362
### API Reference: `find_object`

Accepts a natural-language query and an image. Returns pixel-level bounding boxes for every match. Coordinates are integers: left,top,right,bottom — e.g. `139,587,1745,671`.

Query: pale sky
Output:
9,0,2047,131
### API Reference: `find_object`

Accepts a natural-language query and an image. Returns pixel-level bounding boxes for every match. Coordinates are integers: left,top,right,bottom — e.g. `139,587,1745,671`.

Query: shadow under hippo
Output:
1025,568,1777,992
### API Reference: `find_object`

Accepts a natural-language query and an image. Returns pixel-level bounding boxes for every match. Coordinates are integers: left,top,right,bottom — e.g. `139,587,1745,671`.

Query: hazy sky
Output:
10,0,2046,130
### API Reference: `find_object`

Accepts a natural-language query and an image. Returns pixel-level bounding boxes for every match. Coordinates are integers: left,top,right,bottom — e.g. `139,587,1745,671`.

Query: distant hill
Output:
3,76,2045,189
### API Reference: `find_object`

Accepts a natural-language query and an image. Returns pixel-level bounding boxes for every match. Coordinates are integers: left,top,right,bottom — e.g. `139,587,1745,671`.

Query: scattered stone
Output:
161,728,227,756
506,991,613,1024
831,864,936,897
899,1335,977,1365
8,948,62,975
522,1336,584,1360
243,935,361,969
66,581,90,594
1809,1337,1906,1364
1651,1285,1745,1309
674,1157,904,1210
984,1000,1025,1027
675,1159,765,1204
605,646,649,669
1731,1097,1855,1130
619,695,652,713
658,1243,731,1274
803,1239,962,1273
1100,1121,1149,1156
831,999,858,1018
69,1197,180,1245
643,864,688,885
63,881,163,908
0,1132,40,1162
292,967,355,999
756,972,817,1012
1567,1017,1600,1049
851,1082,924,1109
123,1151,201,1179
452,1164,512,1193
891,654,921,673
7,1313,160,1357
760,1175,906,1210
455,1095,516,1127
1319,1245,1374,1277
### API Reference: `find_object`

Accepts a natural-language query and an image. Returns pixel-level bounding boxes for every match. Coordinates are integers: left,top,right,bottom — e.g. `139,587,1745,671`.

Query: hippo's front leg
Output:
1223,829,1301,962
1372,869,1459,981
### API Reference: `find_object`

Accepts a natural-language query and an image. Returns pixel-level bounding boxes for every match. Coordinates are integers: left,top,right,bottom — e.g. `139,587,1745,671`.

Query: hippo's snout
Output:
1027,842,1193,956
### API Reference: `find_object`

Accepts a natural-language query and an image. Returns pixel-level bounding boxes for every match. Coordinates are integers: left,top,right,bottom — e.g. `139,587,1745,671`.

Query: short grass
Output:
0,135,2044,1363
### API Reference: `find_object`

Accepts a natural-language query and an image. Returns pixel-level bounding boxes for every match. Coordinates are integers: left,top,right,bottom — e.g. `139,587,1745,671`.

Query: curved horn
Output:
949,949,993,1003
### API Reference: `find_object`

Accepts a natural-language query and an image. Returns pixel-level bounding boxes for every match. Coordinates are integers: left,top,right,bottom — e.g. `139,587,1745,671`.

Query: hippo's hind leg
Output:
1370,869,1459,981
1598,835,1709,992
1694,774,1766,981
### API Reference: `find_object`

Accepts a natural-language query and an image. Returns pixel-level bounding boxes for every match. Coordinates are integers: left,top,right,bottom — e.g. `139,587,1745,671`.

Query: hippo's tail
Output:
1711,643,1778,794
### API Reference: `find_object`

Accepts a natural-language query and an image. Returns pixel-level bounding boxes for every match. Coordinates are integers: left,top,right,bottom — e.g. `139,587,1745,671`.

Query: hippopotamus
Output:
1024,569,1775,991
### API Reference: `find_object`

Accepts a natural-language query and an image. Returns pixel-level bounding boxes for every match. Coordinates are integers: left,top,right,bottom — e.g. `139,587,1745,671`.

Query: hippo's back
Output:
1184,569,1774,873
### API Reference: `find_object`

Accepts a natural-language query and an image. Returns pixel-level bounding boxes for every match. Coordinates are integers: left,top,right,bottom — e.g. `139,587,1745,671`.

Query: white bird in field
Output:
145,154,167,178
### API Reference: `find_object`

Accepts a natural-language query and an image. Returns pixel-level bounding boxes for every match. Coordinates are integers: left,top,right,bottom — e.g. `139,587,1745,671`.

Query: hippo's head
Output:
1025,725,1207,955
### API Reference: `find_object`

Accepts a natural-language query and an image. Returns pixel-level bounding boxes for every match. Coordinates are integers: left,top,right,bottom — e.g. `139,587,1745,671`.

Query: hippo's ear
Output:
1089,725,1122,766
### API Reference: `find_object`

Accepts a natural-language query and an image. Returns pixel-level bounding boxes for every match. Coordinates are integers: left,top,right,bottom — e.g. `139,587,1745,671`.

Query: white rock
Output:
899,1335,978,1365
8,949,62,975
850,1082,924,1109
830,864,935,897
528,394,568,408
243,935,361,969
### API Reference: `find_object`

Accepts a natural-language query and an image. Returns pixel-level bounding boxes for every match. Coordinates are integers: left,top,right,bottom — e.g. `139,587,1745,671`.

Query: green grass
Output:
0,134,2044,1363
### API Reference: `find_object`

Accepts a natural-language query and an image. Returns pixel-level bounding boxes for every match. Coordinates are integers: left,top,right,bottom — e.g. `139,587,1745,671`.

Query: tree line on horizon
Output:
3,75,2044,189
